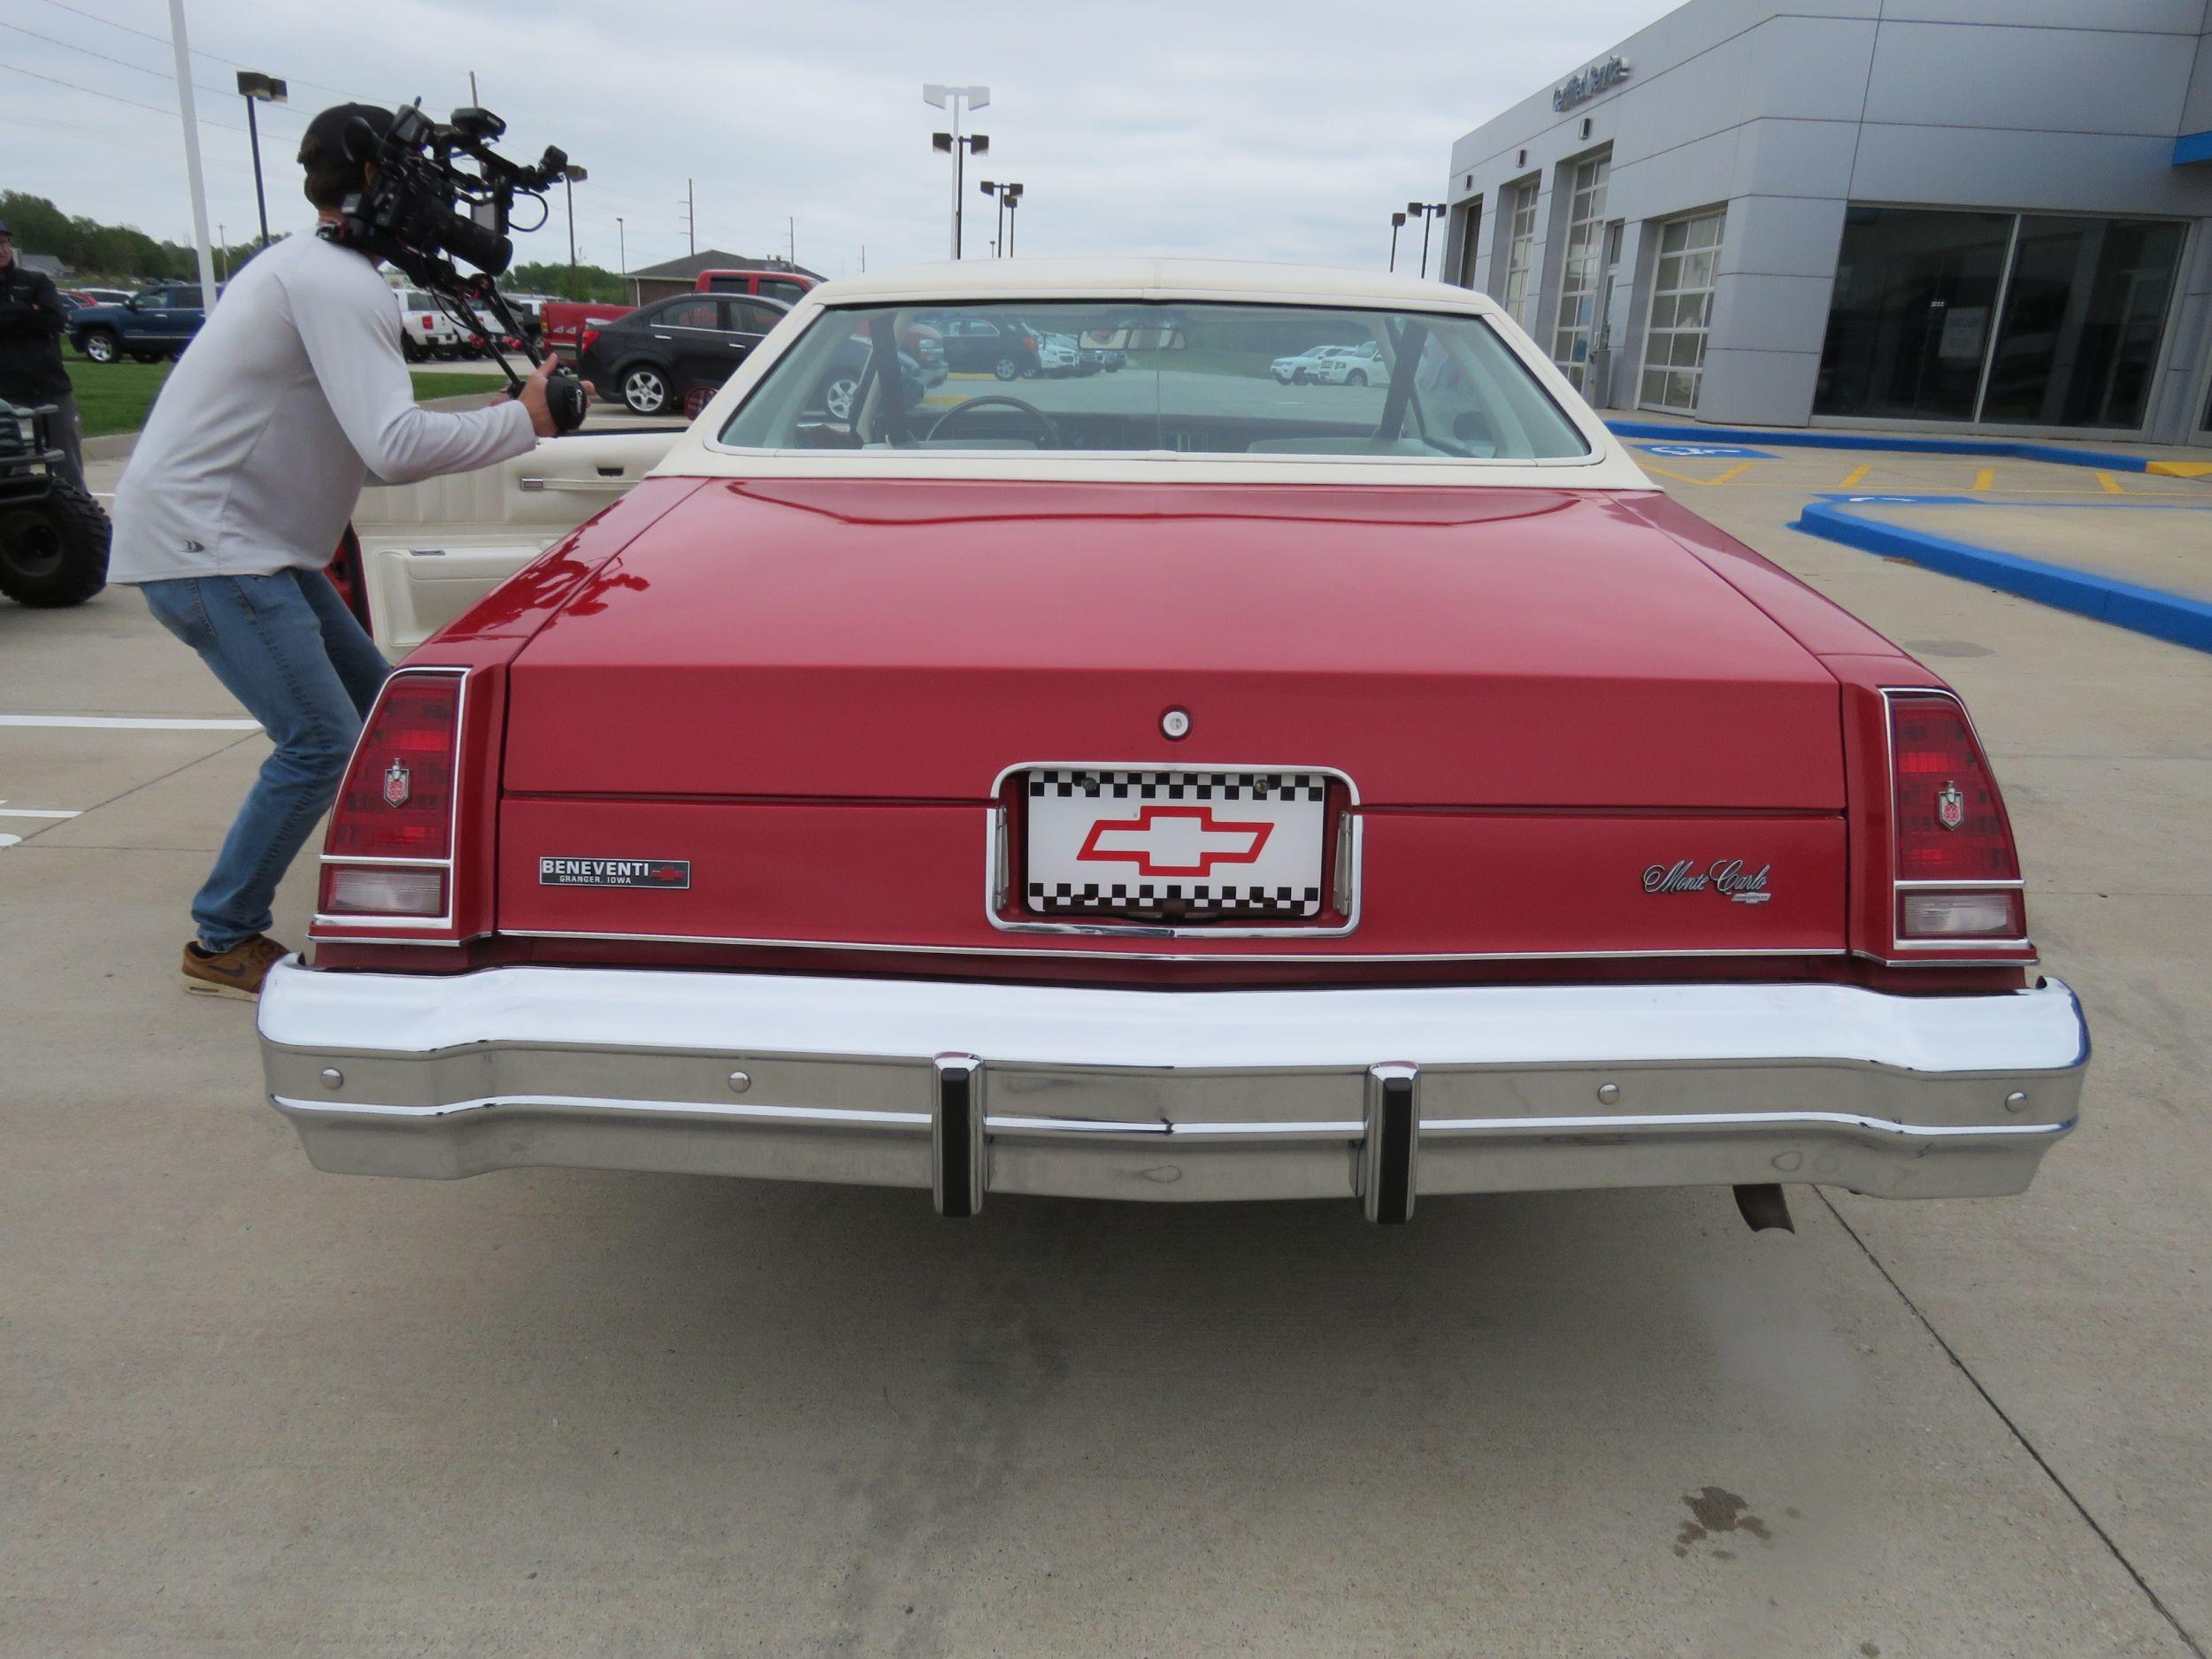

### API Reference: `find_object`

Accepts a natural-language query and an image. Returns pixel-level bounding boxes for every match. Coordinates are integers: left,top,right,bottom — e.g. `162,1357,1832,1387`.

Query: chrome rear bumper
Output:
257,961,2087,1219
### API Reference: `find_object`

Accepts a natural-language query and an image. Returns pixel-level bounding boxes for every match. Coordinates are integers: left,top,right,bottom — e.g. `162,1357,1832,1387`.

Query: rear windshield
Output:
716,301,1590,460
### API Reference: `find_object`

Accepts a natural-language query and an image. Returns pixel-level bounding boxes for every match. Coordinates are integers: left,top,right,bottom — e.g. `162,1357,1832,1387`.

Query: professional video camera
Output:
328,101,588,431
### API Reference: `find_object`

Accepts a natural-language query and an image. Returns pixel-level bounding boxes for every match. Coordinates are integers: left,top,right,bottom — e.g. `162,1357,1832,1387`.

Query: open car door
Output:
345,426,681,659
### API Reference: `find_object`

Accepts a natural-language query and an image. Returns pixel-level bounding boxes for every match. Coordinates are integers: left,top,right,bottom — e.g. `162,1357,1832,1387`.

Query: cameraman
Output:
109,104,587,1000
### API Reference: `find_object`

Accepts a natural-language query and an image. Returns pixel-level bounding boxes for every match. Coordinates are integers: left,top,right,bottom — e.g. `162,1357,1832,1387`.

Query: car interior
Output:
717,302,1592,461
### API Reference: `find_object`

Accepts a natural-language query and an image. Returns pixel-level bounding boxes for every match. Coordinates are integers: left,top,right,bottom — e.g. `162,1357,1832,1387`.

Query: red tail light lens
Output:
580,327,600,355
326,672,460,860
1890,694,2018,883
1886,690,2025,947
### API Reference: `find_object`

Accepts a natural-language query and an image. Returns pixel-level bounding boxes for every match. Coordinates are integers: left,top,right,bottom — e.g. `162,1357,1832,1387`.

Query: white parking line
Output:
0,715,261,731
0,807,82,819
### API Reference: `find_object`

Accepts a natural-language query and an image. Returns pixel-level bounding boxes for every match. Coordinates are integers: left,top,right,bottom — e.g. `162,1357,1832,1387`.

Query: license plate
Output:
1023,769,1328,918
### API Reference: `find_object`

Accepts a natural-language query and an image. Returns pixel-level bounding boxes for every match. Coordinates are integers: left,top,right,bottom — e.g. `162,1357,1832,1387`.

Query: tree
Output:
509,260,627,303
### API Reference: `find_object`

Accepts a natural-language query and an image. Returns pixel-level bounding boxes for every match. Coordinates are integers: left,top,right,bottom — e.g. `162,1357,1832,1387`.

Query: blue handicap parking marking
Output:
1634,442,1778,459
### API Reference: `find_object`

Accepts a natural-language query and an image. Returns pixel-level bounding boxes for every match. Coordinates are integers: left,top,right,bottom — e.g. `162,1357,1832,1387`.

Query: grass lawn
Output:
67,360,503,438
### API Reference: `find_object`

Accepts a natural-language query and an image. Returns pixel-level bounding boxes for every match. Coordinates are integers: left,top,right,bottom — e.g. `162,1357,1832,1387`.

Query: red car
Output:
261,261,2086,1228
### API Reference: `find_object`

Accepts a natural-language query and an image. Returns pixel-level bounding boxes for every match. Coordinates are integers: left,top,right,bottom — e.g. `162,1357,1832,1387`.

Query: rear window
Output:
716,300,1589,460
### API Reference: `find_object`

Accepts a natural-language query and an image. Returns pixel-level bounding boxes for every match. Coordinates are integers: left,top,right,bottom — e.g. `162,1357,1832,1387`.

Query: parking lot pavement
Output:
3,461,2208,1655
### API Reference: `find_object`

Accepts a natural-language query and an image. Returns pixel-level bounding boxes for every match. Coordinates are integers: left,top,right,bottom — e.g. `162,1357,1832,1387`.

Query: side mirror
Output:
124,296,142,310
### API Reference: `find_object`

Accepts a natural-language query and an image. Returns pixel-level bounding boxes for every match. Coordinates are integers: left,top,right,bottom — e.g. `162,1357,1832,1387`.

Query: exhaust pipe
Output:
1733,1183,1795,1234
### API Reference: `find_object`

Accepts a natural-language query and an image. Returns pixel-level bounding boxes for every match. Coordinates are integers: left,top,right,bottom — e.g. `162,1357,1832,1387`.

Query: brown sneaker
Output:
180,934,289,1000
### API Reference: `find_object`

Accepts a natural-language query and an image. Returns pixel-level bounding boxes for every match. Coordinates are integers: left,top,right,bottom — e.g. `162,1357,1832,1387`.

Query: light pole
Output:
979,180,1022,257
1406,201,1447,279
616,216,626,276
563,165,588,274
235,71,287,249
167,0,219,311
1388,211,1406,272
923,83,989,257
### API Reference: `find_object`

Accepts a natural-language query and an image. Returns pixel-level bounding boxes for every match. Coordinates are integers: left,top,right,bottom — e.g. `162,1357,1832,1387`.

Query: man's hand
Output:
516,354,593,437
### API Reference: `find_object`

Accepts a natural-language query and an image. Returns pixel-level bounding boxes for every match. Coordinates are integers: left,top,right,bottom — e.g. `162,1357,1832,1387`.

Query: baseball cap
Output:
0,221,12,237
298,103,396,169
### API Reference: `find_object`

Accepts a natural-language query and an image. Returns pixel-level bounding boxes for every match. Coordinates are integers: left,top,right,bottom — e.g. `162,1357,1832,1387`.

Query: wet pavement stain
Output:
1671,1486,1778,1558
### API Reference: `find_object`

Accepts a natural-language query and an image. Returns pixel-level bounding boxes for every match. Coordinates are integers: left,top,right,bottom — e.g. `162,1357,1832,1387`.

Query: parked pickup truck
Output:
540,298,635,361
69,281,216,364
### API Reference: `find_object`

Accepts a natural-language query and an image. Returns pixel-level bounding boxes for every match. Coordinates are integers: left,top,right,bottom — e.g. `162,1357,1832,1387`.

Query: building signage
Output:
1554,55,1631,111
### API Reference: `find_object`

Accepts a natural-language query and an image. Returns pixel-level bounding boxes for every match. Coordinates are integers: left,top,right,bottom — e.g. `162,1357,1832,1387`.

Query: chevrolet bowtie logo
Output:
1075,804,1273,878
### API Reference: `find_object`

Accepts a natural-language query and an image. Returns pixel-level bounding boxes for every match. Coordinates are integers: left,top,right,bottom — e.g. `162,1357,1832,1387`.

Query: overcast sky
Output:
4,0,1672,280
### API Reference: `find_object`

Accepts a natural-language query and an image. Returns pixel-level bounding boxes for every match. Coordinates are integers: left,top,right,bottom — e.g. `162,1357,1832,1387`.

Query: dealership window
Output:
1816,206,2184,429
1501,180,1539,329
1550,153,1610,390
1639,209,1724,413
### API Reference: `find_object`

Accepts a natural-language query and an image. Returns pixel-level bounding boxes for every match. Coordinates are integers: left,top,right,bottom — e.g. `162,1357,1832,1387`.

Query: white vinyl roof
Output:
809,257,1506,313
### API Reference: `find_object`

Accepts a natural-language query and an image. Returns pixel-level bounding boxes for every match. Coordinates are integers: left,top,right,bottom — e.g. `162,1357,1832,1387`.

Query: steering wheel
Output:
926,394,1062,449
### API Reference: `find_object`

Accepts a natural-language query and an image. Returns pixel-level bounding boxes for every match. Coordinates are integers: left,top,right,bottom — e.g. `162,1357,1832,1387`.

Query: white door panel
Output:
353,428,681,657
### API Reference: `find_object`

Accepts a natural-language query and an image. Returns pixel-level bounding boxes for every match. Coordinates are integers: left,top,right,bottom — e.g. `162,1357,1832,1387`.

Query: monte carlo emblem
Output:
1643,858,1772,905
381,759,411,808
1937,782,1966,830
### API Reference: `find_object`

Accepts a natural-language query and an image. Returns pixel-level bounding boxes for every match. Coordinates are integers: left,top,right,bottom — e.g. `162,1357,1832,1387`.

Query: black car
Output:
578,293,789,416
915,311,1044,380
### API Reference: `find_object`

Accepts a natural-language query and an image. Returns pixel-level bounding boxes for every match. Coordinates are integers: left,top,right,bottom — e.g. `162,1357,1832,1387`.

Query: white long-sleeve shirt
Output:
109,227,536,584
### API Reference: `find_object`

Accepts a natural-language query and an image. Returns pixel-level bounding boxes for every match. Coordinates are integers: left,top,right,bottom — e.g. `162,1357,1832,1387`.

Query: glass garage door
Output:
1640,210,1724,413
1550,154,1611,391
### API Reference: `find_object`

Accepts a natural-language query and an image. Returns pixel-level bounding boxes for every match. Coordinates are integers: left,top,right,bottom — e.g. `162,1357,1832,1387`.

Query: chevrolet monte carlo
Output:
258,260,2088,1227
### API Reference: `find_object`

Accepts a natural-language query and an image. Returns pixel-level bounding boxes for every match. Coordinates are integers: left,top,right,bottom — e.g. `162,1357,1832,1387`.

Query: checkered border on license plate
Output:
1022,769,1329,918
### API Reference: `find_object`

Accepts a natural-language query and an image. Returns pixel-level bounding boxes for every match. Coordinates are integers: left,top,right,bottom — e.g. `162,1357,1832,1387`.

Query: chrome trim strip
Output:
497,927,1847,964
1423,1110,2071,1139
983,1116,1368,1137
273,1093,932,1126
1895,879,2026,889
983,761,1363,939
269,1095,2071,1144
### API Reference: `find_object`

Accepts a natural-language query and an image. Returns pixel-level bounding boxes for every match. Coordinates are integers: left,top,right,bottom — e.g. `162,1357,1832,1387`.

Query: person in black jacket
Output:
0,220,82,488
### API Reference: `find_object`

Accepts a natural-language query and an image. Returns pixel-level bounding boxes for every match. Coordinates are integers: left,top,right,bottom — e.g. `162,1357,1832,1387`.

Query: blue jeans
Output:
142,570,390,951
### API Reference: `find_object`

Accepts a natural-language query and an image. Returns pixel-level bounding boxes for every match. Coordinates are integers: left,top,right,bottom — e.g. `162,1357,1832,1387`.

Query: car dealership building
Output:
1440,1,2212,442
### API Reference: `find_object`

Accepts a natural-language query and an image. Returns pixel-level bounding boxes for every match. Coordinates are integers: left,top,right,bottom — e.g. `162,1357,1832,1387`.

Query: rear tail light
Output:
1886,690,2026,948
318,669,465,925
580,326,600,355
1020,334,1036,350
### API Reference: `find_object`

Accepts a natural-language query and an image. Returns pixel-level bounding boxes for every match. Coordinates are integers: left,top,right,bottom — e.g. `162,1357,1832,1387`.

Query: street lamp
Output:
1406,201,1447,280
616,215,626,276
563,164,588,273
235,70,287,249
923,82,988,257
979,180,1022,257
1388,210,1406,273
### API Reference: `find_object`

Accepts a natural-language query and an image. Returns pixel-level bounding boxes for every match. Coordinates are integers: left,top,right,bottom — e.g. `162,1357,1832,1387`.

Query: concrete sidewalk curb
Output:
1793,497,2212,654
1608,419,2212,479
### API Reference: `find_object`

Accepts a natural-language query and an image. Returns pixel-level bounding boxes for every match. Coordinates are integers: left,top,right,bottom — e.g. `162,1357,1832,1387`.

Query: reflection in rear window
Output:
716,301,1590,460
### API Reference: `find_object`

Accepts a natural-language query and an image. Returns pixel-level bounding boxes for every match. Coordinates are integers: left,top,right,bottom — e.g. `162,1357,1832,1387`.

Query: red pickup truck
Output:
541,271,818,361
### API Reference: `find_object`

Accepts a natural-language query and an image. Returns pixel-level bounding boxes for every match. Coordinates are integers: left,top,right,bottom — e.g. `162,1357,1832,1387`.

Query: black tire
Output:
128,349,164,364
402,338,424,363
993,356,1021,380
619,362,672,416
79,328,120,365
0,477,111,608
1346,369,1368,388
1292,368,1310,385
